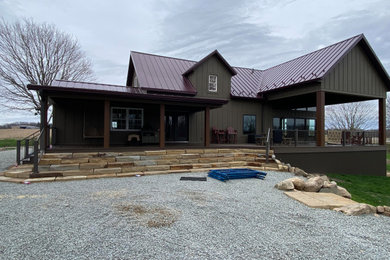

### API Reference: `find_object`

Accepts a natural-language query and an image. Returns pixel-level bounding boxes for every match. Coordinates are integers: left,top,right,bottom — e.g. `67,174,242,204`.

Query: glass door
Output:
165,112,189,142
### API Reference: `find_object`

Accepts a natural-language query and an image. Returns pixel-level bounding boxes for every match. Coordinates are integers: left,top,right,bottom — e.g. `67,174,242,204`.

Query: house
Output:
28,34,390,175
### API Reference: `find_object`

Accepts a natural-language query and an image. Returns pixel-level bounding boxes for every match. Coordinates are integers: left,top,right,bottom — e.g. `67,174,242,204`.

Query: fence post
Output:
16,140,21,165
266,128,270,164
33,140,39,175
342,131,346,146
295,129,298,147
24,139,29,159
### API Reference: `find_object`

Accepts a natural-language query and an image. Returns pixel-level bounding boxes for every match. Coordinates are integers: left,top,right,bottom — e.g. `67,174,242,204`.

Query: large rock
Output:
285,177,305,190
303,176,324,192
376,206,385,214
336,186,352,199
323,181,337,188
274,179,294,191
294,167,309,177
334,203,377,216
319,185,352,199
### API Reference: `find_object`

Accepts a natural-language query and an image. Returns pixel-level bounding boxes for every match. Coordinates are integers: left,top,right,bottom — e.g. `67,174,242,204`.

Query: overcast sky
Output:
0,0,389,124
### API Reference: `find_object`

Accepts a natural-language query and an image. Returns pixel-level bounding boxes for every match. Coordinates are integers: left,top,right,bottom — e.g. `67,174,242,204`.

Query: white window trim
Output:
208,74,218,92
111,107,143,131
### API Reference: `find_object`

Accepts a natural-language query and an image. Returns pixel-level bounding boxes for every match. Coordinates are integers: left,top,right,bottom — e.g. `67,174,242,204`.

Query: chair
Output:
226,127,237,144
212,127,219,143
218,129,226,143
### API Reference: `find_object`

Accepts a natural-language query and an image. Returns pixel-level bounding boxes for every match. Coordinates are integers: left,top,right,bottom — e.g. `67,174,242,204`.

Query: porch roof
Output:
27,80,228,107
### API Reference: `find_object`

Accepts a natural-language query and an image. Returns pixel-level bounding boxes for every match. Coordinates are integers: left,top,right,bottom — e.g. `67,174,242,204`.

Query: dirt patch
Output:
0,129,38,139
116,203,180,228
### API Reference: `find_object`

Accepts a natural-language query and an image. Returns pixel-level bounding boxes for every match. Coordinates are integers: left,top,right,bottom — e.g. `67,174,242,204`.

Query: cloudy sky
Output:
0,0,389,124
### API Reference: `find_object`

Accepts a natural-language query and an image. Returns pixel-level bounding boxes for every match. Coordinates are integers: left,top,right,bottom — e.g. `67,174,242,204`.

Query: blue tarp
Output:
208,168,267,182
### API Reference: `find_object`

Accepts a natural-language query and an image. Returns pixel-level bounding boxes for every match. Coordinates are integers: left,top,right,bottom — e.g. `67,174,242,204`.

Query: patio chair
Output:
226,127,237,144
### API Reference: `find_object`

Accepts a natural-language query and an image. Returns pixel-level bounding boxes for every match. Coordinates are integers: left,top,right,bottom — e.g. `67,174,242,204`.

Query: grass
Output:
0,139,18,148
327,173,390,206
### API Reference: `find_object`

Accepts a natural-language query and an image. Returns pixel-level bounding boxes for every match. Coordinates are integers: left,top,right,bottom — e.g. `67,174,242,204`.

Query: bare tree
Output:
0,18,94,114
326,101,377,130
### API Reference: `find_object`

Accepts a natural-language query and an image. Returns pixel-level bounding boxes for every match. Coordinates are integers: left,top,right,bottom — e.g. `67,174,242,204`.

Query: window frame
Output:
243,114,256,134
111,107,143,131
208,74,218,92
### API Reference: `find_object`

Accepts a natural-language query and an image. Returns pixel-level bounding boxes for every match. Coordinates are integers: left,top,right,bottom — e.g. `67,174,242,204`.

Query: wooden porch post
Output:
40,91,48,151
204,106,210,147
104,100,110,148
379,98,386,145
316,91,325,147
160,104,165,148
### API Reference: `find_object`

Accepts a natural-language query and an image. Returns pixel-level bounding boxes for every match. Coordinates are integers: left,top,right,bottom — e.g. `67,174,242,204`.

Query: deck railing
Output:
269,129,379,147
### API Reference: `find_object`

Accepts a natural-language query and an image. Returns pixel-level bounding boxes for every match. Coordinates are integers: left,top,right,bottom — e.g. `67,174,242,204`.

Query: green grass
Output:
327,173,390,206
387,153,390,160
0,139,18,147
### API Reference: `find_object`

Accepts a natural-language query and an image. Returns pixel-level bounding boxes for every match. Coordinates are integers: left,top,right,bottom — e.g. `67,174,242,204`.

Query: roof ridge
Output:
130,51,197,63
233,66,263,72
263,34,363,72
53,79,126,88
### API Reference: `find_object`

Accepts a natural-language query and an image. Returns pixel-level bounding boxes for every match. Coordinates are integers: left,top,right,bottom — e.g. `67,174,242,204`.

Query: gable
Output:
187,55,232,99
322,42,389,98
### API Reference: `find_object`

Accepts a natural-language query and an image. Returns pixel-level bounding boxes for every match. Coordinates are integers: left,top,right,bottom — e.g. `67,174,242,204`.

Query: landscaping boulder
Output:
319,185,352,199
323,181,337,189
294,167,309,177
377,206,385,214
303,176,324,192
285,177,305,190
384,206,390,217
274,179,294,191
334,203,377,216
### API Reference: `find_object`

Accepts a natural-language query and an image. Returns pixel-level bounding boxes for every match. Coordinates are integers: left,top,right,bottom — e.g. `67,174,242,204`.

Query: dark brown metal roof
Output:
258,34,363,93
130,51,197,95
27,80,228,106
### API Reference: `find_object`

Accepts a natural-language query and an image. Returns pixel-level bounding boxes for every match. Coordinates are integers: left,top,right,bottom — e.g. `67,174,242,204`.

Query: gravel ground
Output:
0,149,19,171
0,171,389,259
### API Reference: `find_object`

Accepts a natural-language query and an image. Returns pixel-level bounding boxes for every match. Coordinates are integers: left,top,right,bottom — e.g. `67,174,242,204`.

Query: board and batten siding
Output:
188,55,232,99
322,43,388,98
189,99,263,144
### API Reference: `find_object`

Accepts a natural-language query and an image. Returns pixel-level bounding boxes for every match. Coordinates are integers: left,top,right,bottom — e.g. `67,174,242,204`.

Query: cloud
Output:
0,0,390,124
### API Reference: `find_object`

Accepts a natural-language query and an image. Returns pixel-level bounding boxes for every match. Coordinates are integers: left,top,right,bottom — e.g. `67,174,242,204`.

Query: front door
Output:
165,112,189,142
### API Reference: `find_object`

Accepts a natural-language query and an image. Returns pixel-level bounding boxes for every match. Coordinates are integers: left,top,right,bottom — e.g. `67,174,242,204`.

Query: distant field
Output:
0,129,38,139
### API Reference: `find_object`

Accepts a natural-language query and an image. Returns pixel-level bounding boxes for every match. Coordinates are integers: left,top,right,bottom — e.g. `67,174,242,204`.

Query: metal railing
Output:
16,125,50,176
270,129,379,146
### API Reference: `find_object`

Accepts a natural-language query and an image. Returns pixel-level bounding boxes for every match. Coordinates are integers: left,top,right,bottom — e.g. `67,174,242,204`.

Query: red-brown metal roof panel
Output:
259,35,363,93
131,51,197,94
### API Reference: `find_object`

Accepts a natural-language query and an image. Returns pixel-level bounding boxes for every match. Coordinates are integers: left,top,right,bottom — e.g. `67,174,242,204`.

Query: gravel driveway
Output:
1,171,389,259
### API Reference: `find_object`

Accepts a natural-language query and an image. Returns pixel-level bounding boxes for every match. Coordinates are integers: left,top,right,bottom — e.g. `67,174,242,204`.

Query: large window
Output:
243,115,256,134
208,75,217,92
111,107,143,131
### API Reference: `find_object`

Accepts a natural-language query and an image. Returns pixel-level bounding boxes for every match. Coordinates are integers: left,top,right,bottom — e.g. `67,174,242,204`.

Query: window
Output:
243,115,256,134
208,75,217,92
111,107,143,131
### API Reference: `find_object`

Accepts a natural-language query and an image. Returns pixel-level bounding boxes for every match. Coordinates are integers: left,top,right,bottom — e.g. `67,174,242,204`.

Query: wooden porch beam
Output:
40,92,48,151
379,98,386,145
316,91,325,147
160,104,165,148
104,100,110,148
204,106,210,147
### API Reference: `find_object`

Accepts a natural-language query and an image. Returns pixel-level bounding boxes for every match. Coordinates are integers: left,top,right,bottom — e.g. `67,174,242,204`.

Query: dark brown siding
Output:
189,99,263,144
274,146,386,176
189,56,232,99
322,44,388,98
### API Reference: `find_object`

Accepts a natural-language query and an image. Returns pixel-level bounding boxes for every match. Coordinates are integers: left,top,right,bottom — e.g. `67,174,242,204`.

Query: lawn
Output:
0,139,18,148
327,173,390,206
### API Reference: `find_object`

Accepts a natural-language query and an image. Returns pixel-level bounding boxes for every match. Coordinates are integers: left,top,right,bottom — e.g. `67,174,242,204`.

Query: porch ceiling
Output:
268,91,377,109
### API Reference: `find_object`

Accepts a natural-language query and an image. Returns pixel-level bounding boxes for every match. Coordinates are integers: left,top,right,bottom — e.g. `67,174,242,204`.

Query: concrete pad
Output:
284,190,358,209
